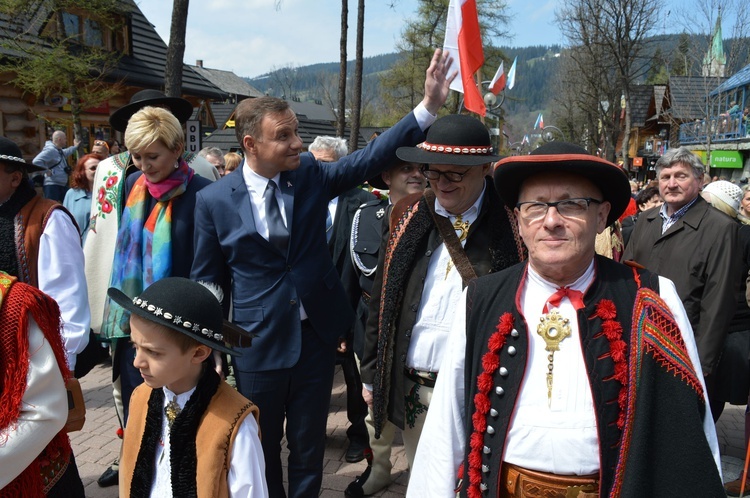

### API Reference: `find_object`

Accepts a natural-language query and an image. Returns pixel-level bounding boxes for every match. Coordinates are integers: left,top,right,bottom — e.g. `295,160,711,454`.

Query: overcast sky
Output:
137,0,562,79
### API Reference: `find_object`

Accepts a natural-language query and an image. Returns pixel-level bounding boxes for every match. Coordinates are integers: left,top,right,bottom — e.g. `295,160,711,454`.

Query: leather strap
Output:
423,189,477,287
500,462,599,498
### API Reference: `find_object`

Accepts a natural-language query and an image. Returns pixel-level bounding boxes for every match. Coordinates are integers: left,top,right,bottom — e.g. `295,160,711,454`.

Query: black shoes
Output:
345,465,373,497
345,442,369,463
97,460,119,487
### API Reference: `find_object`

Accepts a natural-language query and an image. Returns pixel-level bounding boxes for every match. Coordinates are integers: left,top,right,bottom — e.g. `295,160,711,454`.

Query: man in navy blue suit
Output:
191,49,455,498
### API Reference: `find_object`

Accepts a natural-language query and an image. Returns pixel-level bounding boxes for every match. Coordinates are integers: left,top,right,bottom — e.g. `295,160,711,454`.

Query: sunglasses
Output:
94,140,109,150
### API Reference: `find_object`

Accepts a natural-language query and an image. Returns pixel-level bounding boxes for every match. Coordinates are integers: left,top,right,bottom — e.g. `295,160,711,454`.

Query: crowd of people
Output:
2,47,750,498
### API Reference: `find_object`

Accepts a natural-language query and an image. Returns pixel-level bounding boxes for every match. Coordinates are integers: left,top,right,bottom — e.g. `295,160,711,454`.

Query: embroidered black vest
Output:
459,256,724,498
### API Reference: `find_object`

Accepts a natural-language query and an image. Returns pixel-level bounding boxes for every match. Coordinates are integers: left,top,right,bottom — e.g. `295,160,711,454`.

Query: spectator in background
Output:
199,146,226,176
621,185,662,247
309,135,375,465
91,139,110,159
32,130,81,202
107,139,121,155
740,184,750,222
623,147,740,417
224,151,242,176
63,153,100,245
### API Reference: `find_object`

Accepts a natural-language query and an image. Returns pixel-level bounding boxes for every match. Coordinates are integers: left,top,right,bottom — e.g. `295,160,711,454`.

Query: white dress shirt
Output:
406,268,721,497
38,208,91,370
151,385,268,497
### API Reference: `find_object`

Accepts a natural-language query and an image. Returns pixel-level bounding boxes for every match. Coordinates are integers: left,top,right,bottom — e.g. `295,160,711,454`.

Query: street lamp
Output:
540,125,566,143
457,80,506,114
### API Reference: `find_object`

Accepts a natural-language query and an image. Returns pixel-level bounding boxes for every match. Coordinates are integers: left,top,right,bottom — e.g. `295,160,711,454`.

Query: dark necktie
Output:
326,208,333,243
265,180,289,252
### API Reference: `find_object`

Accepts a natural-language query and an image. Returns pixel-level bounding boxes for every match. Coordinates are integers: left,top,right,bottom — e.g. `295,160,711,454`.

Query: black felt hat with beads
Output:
107,277,252,356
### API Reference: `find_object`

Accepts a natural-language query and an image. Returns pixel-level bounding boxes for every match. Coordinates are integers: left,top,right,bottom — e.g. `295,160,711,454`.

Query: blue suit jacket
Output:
191,112,425,372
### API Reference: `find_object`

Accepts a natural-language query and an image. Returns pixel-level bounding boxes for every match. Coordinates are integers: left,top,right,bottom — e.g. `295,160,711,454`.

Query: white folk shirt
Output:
505,262,598,474
151,385,268,498
0,317,68,489
406,265,721,498
39,209,90,370
405,184,485,373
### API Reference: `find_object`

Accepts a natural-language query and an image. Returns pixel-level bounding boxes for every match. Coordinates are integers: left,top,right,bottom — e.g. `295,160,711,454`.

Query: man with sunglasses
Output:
353,114,524,495
408,142,723,497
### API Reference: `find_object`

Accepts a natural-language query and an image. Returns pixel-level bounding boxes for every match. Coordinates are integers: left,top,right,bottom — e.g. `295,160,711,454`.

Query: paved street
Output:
72,358,747,497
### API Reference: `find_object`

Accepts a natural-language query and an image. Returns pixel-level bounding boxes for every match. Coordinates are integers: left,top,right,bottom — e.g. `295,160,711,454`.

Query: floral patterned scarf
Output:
102,159,193,339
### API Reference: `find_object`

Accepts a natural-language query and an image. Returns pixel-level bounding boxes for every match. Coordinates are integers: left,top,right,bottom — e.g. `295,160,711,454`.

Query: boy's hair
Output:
161,324,203,353
140,317,203,353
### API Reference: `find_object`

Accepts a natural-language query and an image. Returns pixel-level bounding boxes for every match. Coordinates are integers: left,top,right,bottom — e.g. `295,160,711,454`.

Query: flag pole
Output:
475,67,484,123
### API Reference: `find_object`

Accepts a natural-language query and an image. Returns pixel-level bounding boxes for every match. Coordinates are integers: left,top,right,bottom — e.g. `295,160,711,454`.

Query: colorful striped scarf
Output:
102,159,193,339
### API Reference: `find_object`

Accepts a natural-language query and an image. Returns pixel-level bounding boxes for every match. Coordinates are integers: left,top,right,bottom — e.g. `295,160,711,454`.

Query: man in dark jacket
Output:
623,147,740,413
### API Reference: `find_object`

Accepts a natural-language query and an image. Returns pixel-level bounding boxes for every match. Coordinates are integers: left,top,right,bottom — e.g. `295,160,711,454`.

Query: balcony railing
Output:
680,115,749,144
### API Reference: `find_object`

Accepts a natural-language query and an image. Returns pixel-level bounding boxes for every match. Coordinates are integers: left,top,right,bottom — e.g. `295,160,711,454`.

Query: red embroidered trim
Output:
465,312,514,498
592,299,628,429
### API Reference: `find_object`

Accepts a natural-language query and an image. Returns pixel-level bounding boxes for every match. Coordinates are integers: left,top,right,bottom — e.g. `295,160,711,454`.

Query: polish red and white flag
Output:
443,0,485,116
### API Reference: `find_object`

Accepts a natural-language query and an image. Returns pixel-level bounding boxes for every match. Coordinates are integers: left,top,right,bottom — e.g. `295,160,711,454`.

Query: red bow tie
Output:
543,287,585,313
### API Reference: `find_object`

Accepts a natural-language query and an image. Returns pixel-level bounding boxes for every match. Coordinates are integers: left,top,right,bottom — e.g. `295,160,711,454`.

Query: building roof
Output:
710,62,750,96
0,0,225,101
630,85,654,127
288,99,337,122
189,64,264,99
203,116,369,153
666,75,727,120
201,129,241,153
211,103,237,129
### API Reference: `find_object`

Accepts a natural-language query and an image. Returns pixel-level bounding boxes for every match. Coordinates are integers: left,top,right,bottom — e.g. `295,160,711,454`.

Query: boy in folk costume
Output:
109,278,267,497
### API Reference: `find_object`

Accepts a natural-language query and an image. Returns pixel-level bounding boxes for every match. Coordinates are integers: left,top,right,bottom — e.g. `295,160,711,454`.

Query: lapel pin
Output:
287,181,293,188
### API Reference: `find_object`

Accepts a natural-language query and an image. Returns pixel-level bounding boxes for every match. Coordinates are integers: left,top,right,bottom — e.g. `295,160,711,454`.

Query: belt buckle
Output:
565,483,598,498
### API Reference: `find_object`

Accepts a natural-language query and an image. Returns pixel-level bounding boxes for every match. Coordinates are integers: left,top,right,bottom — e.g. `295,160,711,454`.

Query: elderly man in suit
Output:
309,135,375,463
190,49,454,498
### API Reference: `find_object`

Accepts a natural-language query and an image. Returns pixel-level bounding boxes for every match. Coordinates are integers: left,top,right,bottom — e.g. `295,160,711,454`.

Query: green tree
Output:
0,0,124,140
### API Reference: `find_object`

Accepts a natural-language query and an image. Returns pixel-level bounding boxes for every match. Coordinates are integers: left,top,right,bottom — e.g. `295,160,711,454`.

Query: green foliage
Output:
0,0,123,127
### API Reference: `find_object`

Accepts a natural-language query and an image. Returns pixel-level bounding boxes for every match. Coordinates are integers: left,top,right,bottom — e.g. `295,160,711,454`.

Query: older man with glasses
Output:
350,114,525,496
408,142,723,498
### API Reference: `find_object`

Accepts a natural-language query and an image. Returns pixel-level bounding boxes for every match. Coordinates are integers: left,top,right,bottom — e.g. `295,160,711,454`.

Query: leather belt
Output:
404,368,437,388
500,462,599,498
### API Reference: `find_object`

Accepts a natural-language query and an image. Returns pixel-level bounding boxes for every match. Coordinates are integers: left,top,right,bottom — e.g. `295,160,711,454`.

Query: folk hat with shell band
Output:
107,277,253,356
109,89,194,132
493,141,631,227
396,114,501,166
0,136,45,173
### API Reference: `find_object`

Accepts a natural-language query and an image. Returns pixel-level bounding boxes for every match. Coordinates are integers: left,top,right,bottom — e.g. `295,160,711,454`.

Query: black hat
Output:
493,141,631,226
396,114,501,166
0,136,44,173
109,89,194,132
367,157,412,191
107,278,252,356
